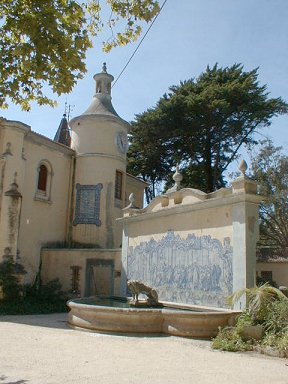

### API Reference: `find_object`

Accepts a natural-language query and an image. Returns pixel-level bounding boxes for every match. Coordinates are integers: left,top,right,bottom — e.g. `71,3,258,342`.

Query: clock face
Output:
116,131,128,154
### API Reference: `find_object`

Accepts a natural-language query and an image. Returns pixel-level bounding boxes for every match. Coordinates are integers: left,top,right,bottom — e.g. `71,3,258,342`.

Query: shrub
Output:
212,327,252,352
227,283,288,322
0,255,26,300
213,284,288,356
261,330,288,357
263,299,288,334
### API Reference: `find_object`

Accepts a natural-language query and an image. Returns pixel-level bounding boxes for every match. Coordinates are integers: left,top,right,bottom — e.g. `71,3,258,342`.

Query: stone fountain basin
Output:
67,297,240,339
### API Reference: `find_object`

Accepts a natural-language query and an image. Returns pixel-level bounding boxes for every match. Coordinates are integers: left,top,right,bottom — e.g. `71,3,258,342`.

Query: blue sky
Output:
1,0,288,155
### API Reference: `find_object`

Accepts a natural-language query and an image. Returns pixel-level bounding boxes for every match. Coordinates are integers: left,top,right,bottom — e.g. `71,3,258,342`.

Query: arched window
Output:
37,164,48,192
35,160,53,202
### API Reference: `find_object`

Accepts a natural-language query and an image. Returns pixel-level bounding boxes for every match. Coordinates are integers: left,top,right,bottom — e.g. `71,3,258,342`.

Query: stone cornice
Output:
26,131,75,156
0,118,31,134
77,152,126,163
119,192,263,223
69,113,130,131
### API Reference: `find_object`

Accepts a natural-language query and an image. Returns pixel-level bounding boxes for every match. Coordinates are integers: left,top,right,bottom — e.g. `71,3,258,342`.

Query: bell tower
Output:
69,64,129,249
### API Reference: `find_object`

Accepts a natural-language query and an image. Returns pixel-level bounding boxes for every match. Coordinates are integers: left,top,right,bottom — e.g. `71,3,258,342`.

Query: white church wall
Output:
17,134,74,281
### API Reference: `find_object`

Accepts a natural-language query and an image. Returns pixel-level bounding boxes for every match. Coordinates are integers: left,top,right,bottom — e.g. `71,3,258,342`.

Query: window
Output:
115,170,123,200
37,164,48,192
35,160,53,203
261,271,273,283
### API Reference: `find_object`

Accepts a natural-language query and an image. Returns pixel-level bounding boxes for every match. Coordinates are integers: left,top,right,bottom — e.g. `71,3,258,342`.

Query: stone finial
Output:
239,159,248,177
102,62,107,73
172,164,183,190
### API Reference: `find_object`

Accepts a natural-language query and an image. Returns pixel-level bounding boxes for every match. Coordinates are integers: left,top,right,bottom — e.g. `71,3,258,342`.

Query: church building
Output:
0,64,147,297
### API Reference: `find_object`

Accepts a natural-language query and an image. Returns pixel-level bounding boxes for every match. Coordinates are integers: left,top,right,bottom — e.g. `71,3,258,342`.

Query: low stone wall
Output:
41,248,122,297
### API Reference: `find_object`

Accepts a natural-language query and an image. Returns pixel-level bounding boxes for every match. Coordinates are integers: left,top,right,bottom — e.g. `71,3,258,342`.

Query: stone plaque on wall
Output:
73,183,103,226
127,231,233,307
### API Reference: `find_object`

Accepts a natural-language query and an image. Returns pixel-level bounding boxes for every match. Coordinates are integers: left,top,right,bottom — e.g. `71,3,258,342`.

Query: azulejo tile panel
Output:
73,183,103,226
127,231,233,307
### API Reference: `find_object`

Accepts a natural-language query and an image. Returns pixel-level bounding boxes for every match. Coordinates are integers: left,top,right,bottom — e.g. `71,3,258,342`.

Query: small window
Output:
34,160,53,203
261,271,273,283
37,164,48,192
115,170,123,200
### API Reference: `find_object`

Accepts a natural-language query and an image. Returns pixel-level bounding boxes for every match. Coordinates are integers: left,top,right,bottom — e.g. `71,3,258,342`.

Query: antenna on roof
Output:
64,99,75,121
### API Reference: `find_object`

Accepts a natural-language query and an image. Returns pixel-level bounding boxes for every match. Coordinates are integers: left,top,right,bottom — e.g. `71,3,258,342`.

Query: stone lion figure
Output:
127,280,159,305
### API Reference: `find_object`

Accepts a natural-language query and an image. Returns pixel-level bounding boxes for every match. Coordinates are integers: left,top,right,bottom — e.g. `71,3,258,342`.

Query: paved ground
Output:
0,313,287,384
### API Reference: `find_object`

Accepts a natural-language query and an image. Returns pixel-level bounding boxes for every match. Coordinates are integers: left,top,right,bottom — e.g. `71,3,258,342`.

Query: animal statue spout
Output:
127,280,159,307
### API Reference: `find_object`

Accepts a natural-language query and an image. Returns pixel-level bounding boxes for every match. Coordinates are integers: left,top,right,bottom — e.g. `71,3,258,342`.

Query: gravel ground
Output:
0,313,287,384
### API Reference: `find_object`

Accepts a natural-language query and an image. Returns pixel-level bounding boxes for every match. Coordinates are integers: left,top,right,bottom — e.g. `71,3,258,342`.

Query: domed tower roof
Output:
69,63,129,127
83,63,119,117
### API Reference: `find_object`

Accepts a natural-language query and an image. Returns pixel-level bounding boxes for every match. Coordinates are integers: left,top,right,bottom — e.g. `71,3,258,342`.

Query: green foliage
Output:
127,64,287,200
256,274,277,288
213,284,288,355
263,299,288,334
25,278,65,302
0,0,160,110
250,140,288,253
0,256,68,315
0,255,26,300
261,330,288,356
227,283,288,322
212,326,252,352
235,311,254,331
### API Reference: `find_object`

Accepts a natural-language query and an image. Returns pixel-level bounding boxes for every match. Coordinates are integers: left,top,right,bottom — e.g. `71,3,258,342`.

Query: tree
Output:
250,140,288,255
0,0,160,110
127,64,287,201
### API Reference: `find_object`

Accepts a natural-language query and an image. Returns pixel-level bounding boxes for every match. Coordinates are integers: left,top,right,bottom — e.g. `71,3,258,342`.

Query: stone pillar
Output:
231,161,262,309
3,174,22,260
120,222,129,296
0,119,29,261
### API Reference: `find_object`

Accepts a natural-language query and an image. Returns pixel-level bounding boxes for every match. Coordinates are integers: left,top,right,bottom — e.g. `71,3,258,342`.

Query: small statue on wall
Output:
127,280,159,307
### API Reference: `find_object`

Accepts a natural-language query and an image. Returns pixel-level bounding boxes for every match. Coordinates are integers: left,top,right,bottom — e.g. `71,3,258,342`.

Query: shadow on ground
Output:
0,374,29,384
0,313,68,330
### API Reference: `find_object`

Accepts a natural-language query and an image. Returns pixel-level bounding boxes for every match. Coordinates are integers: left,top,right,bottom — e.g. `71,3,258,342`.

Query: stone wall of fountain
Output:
119,163,262,309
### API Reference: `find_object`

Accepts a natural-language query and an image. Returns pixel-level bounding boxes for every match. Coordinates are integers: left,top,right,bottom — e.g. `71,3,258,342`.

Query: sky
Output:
1,0,288,159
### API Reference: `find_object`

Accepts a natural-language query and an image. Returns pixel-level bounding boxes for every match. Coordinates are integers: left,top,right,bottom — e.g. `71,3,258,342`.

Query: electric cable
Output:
112,0,168,88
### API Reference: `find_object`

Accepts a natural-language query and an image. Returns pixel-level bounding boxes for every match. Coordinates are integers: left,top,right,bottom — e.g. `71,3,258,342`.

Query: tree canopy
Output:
251,140,288,256
127,64,287,202
0,0,160,110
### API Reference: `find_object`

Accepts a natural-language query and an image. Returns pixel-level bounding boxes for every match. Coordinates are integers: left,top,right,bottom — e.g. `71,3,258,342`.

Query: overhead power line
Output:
113,0,168,88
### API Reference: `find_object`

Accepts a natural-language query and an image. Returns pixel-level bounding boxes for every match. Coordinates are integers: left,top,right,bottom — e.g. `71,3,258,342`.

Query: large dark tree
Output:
127,64,287,202
251,140,288,256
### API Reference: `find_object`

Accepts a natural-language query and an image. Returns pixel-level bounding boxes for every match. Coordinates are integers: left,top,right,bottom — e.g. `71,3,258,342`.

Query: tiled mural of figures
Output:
127,231,233,307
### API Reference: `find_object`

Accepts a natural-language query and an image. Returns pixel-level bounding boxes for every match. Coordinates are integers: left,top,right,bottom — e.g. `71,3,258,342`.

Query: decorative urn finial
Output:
239,159,248,177
172,163,183,190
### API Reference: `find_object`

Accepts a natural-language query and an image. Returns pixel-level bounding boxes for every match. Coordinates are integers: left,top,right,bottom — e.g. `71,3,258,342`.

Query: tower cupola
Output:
94,62,113,96
82,63,120,118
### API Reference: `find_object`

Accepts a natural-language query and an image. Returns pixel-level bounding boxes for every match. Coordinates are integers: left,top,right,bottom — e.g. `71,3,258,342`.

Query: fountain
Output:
67,280,240,339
